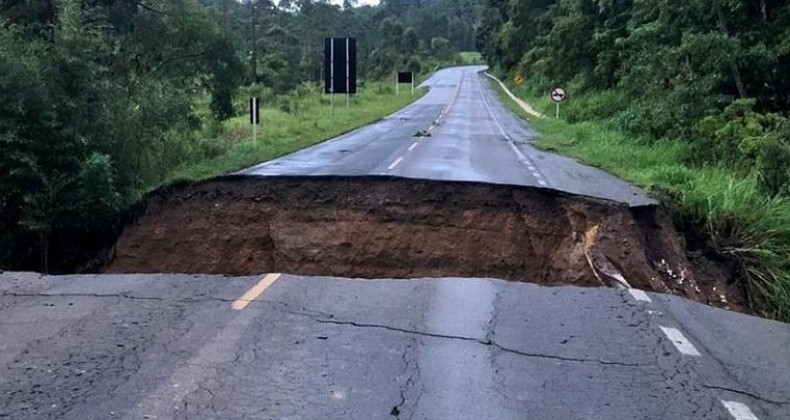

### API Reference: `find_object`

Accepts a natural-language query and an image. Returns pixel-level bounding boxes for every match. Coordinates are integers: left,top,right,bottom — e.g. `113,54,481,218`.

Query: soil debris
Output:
105,175,747,312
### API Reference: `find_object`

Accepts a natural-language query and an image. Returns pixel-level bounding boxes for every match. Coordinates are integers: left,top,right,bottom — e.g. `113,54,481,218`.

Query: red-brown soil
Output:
105,176,746,311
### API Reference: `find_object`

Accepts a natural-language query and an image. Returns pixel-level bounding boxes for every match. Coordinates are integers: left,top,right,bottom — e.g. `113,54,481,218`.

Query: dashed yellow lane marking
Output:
232,273,281,310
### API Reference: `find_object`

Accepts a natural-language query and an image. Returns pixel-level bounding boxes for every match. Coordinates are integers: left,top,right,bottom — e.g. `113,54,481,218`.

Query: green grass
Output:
458,51,484,65
162,84,424,185
490,79,790,321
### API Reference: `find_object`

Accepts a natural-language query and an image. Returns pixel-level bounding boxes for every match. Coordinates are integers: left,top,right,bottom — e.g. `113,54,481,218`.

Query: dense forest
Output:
477,0,790,193
476,0,790,318
0,0,479,271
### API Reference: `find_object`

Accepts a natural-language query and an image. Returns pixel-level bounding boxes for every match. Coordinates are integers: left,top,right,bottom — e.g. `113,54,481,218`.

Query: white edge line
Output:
476,72,553,189
408,142,419,152
628,289,653,303
659,326,702,357
387,157,405,170
722,401,760,420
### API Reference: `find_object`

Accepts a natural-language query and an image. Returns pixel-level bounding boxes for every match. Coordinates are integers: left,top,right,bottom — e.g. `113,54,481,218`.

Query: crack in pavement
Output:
312,318,648,367
623,287,790,413
391,341,420,420
0,291,238,305
702,384,790,406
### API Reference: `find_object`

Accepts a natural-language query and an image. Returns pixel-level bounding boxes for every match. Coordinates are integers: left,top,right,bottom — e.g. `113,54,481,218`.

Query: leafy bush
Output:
756,132,790,197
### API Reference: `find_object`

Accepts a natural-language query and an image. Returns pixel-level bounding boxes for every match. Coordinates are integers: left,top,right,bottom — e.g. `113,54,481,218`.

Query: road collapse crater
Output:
104,175,714,297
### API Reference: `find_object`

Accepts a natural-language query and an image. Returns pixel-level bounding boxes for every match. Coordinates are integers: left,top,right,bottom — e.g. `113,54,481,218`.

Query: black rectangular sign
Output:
324,37,357,94
397,72,413,84
249,97,261,125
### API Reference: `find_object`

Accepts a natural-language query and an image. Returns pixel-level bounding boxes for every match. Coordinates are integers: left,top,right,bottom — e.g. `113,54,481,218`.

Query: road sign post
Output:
249,97,261,146
397,72,415,96
324,37,357,111
550,87,567,119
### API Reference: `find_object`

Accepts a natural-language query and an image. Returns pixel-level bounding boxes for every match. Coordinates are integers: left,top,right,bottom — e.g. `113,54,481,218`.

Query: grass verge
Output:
163,84,424,185
490,79,790,321
458,51,484,65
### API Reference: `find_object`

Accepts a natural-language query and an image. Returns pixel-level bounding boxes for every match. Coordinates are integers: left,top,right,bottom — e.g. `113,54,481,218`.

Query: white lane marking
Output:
538,180,548,187
438,71,465,123
388,157,405,170
628,289,652,302
475,76,510,140
408,142,419,152
722,401,760,420
474,75,552,188
508,141,527,161
659,326,702,356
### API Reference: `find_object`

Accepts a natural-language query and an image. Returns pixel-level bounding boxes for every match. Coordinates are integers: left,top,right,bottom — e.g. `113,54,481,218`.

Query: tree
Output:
431,36,451,60
401,27,419,53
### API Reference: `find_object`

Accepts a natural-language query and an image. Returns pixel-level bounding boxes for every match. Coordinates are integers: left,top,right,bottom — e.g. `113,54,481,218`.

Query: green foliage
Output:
756,130,790,198
480,0,790,318
71,153,122,226
694,100,782,166
681,173,790,319
430,37,451,60
491,65,790,321
2,0,459,271
164,84,424,183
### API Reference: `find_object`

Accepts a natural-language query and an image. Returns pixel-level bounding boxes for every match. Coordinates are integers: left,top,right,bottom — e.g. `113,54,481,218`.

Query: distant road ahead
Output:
240,66,653,207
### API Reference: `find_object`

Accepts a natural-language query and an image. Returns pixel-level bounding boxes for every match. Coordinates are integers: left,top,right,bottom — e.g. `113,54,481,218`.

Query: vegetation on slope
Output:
0,0,478,271
478,0,790,320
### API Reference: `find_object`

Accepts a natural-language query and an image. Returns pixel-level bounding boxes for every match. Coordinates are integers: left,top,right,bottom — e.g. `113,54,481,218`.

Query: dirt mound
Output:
105,176,741,308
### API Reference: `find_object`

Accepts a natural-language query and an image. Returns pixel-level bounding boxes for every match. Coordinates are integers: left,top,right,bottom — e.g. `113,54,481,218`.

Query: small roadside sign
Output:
514,75,523,86
397,72,414,84
550,87,567,103
396,71,415,95
249,97,261,125
249,97,261,146
550,87,567,119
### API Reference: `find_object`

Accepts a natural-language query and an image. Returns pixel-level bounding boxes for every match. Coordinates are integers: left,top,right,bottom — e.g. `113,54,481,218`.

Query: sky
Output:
330,0,381,6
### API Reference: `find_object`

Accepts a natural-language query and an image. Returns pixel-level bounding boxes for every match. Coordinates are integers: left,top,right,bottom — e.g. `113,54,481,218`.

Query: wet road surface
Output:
239,66,654,207
1,272,788,419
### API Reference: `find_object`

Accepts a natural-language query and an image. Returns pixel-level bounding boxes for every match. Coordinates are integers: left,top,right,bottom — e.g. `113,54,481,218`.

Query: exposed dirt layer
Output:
106,176,746,310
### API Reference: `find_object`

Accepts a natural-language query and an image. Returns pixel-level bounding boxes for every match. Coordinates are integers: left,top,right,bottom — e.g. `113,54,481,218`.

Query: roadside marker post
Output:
249,97,261,147
550,87,567,119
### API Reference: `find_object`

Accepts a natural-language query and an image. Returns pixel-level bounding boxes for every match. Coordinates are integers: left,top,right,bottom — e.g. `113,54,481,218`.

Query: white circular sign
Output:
551,87,567,103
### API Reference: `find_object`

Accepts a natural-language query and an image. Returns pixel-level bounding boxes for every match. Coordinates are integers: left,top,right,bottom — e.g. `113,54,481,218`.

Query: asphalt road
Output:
1,272,788,419
239,66,654,207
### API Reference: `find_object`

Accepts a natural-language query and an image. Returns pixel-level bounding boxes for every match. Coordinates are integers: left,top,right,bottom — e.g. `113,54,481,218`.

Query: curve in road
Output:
240,66,654,207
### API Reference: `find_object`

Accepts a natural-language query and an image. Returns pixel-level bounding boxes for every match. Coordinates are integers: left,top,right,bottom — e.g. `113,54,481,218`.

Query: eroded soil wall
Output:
106,176,695,294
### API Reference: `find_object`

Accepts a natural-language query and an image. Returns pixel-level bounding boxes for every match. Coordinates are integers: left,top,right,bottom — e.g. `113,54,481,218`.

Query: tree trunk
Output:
712,0,747,98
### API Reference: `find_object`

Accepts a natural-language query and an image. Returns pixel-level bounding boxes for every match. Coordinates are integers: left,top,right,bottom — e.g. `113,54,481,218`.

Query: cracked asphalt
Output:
1,272,788,419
